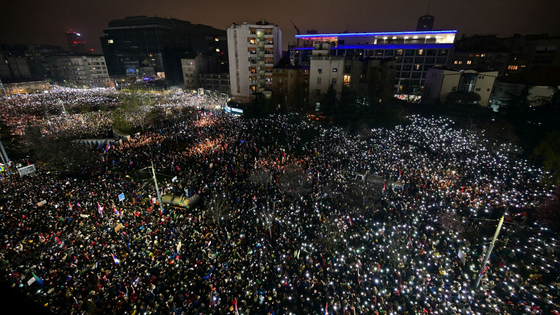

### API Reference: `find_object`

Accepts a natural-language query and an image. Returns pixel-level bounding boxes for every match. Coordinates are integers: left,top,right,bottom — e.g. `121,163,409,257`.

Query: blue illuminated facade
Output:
293,30,457,98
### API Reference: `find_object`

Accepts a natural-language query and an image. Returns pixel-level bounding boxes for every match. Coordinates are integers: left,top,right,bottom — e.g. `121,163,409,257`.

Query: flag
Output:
105,142,111,153
458,249,466,266
234,299,239,315
479,265,489,276
383,182,386,191
111,253,120,265
97,202,104,218
398,167,401,179
113,205,120,218
32,272,43,286
324,302,329,315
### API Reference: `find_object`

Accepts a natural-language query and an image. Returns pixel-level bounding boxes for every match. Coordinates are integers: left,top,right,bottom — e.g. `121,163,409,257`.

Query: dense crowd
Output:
0,90,559,315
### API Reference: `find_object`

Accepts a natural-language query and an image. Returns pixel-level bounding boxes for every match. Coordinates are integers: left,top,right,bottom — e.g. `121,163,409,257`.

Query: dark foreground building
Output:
100,16,228,85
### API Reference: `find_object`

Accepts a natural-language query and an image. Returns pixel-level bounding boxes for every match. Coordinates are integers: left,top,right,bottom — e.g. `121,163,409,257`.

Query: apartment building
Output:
227,20,282,103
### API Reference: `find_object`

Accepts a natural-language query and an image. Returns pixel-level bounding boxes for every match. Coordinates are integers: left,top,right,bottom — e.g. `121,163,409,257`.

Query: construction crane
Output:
290,20,301,46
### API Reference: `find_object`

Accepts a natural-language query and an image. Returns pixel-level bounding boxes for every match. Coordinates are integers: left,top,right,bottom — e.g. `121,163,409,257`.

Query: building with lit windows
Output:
423,69,498,107
294,29,456,101
100,16,227,85
308,42,397,107
181,53,218,90
199,74,230,94
2,79,51,95
227,20,282,103
452,33,560,77
47,55,111,88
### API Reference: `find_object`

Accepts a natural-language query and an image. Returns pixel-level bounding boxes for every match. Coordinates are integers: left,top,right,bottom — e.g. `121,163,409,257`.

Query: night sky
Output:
1,0,559,52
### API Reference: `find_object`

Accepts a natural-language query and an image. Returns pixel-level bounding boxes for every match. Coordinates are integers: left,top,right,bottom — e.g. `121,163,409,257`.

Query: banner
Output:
18,164,36,177
115,223,124,232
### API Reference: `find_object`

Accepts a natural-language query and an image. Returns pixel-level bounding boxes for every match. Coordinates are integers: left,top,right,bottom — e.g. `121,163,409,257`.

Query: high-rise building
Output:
100,16,228,85
66,31,87,54
294,29,456,101
417,15,435,31
227,20,282,103
47,55,111,88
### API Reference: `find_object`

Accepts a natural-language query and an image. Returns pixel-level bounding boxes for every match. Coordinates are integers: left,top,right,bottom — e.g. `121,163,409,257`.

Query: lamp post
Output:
474,207,508,289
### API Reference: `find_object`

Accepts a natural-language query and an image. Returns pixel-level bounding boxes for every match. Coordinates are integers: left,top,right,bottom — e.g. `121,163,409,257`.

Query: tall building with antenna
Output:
417,6,435,31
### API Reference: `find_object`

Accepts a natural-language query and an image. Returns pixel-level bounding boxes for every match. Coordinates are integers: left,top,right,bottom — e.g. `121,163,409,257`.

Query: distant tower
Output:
66,31,87,54
417,6,435,31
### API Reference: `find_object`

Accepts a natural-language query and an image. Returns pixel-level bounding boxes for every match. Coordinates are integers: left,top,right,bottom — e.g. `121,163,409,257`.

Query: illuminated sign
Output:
296,30,457,39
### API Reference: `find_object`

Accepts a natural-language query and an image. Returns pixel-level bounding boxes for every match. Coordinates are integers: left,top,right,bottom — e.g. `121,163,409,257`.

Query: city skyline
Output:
1,0,559,53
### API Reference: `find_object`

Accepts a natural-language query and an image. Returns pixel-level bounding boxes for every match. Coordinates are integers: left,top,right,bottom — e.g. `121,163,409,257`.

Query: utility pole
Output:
151,160,164,213
474,208,508,289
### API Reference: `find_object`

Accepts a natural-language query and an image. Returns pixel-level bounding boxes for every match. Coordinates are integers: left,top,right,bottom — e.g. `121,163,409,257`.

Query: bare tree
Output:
314,214,345,252
277,163,309,198
205,194,230,227
260,201,276,238
249,168,271,189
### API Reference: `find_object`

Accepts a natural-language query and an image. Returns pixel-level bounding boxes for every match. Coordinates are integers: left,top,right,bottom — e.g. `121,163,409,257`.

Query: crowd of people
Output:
0,89,559,315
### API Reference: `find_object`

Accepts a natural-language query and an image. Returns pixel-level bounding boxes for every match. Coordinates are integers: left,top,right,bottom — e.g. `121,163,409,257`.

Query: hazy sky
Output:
1,0,559,52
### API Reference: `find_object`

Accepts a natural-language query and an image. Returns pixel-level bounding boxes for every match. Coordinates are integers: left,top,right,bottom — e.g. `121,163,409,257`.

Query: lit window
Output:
332,68,337,72
467,60,472,65
216,49,220,52
343,74,350,86
458,61,463,65
454,61,458,65
215,38,219,42
508,65,518,70
108,39,114,44
417,49,424,56
481,54,485,57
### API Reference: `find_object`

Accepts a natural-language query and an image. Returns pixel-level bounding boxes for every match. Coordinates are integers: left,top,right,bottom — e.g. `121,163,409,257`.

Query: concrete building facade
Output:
308,43,397,107
423,69,498,107
199,74,230,94
227,20,282,103
272,65,309,111
0,53,32,82
48,55,111,87
181,54,217,90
